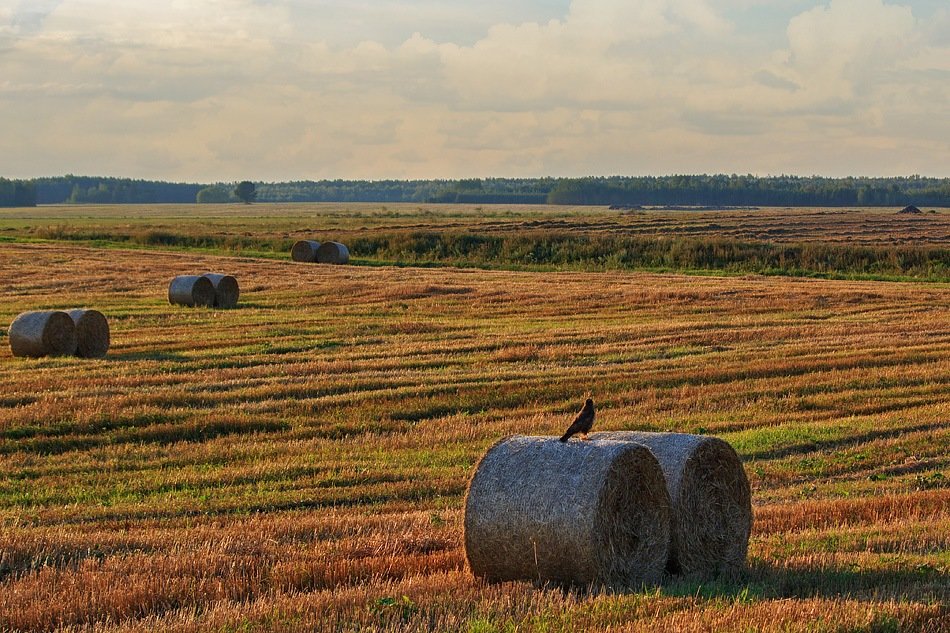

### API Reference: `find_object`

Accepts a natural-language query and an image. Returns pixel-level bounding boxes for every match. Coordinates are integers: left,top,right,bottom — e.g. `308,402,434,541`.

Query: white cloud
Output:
0,0,948,180
393,0,732,110
783,0,916,99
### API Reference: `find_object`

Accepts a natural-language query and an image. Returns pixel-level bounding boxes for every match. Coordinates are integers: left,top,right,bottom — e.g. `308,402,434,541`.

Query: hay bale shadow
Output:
661,560,948,603
107,350,190,362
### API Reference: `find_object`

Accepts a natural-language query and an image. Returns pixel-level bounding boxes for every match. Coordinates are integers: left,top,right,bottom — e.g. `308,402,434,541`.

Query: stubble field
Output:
0,205,948,632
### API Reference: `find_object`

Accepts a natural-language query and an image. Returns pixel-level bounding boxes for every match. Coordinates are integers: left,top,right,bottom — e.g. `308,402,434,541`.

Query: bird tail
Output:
559,432,571,443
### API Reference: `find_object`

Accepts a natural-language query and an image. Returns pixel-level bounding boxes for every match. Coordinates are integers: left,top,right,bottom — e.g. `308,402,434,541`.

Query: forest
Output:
2,174,950,207
29,176,202,205
0,178,36,207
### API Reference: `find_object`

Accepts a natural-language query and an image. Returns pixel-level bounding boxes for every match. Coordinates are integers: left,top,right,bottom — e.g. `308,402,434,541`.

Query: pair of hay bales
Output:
8,309,110,358
291,240,350,264
168,273,239,308
464,432,751,588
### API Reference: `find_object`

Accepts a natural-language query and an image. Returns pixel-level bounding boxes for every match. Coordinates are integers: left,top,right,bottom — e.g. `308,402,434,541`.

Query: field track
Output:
0,242,947,631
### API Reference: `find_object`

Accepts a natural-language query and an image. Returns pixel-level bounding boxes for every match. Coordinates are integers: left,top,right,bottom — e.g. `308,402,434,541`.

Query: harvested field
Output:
0,242,947,632
3,204,949,282
2,204,949,246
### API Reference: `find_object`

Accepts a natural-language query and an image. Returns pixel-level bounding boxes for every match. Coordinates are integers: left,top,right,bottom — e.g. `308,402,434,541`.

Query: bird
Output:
559,398,595,442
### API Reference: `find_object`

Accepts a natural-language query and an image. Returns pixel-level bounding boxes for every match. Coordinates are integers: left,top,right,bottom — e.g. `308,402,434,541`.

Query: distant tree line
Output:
4,174,950,207
254,178,553,204
0,178,36,207
546,175,950,207
195,186,235,204
29,176,202,205
256,179,436,202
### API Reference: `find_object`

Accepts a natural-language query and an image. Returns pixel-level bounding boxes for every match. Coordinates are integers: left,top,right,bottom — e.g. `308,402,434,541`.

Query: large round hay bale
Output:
464,436,671,588
66,309,110,358
8,310,77,358
593,431,752,578
291,240,320,262
168,275,215,307
316,241,349,264
201,273,239,309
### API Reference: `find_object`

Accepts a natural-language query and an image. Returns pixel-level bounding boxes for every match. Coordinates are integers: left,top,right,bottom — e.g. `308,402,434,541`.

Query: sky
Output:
1,0,949,182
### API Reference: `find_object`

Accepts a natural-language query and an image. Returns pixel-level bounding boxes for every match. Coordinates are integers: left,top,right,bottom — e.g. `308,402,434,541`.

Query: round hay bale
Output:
291,240,320,262
66,309,110,358
592,431,752,578
316,241,349,264
168,275,215,307
464,435,671,588
8,310,77,358
201,273,240,309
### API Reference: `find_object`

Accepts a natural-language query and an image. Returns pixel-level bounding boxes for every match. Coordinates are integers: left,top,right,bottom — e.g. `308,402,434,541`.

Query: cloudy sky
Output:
1,0,948,181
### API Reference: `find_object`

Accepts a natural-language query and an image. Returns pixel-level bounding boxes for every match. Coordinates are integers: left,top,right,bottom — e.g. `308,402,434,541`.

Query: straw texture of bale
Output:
168,275,216,307
593,431,752,578
8,310,77,358
464,435,671,587
291,240,321,262
316,241,350,264
201,273,240,309
66,309,110,358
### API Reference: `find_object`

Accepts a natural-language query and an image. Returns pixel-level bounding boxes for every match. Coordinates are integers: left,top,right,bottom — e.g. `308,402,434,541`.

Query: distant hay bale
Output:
291,240,321,262
168,275,215,307
201,273,240,309
66,309,110,358
8,310,77,358
316,241,350,264
464,436,671,587
593,431,752,578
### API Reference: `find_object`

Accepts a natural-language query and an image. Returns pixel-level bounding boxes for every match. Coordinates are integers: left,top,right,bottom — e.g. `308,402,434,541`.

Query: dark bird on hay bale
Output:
559,398,595,442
